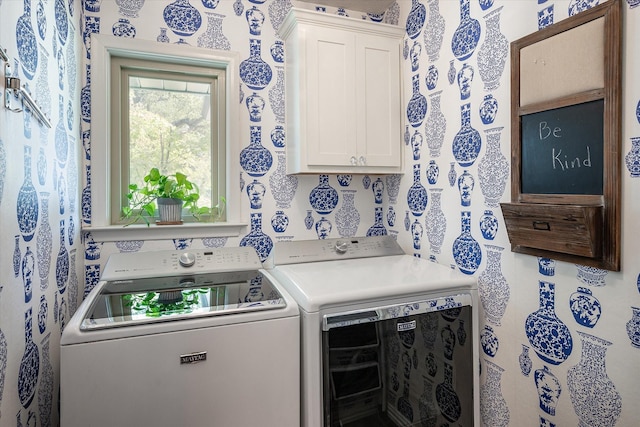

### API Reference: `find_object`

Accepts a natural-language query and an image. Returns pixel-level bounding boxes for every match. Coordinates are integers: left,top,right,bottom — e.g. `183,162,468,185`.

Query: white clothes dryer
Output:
264,236,480,427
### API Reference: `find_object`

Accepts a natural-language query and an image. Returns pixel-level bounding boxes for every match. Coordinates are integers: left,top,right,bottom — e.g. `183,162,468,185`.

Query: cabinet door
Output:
356,33,402,168
305,28,358,167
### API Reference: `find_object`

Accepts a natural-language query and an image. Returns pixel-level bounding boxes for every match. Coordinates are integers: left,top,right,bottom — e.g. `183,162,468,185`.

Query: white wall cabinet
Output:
278,8,404,174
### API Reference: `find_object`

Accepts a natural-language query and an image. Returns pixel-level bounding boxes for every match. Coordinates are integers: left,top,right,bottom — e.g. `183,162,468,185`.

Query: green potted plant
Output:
123,167,203,226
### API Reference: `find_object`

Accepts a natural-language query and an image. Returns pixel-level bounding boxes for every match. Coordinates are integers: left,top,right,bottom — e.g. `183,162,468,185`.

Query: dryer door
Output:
322,294,475,427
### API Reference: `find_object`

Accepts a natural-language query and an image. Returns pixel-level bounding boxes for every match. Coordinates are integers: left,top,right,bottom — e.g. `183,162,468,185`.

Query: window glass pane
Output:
127,75,213,209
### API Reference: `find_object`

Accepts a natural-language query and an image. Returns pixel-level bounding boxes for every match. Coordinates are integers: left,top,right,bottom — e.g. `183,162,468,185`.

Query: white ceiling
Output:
296,0,396,14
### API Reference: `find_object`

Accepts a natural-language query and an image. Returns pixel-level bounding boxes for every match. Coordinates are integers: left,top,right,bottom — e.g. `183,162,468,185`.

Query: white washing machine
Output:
264,236,480,427
60,247,300,427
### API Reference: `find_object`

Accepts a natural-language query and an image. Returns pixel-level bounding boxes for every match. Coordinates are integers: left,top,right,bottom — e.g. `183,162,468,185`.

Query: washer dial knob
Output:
335,240,349,254
178,252,196,267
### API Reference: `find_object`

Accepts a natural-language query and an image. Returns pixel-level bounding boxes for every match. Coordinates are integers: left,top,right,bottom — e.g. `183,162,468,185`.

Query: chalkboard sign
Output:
521,99,604,195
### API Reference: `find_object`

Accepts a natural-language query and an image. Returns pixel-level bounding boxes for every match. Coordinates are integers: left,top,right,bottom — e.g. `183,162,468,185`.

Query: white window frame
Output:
85,35,245,242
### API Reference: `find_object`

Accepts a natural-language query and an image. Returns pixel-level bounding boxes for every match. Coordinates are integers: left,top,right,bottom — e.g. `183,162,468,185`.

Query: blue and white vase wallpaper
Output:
0,1,639,425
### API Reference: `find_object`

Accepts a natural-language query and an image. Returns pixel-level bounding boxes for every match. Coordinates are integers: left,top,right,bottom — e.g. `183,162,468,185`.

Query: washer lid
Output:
270,255,477,313
80,270,286,330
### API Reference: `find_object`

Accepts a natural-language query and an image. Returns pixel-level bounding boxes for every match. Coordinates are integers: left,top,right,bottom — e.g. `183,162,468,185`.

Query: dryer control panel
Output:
273,236,405,265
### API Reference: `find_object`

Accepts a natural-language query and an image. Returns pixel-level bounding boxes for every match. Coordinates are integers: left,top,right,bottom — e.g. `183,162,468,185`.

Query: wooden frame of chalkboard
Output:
501,0,621,271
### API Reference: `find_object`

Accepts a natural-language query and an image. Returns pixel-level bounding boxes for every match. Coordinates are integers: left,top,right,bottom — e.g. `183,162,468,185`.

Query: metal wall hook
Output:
1,46,52,128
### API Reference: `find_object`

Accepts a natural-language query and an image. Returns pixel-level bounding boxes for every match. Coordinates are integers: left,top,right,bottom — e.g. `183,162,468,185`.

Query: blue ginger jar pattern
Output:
480,325,499,356
18,308,40,408
567,332,622,427
424,64,438,90
309,175,338,215
397,381,415,422
426,160,439,185
240,213,273,262
406,0,426,39
337,174,352,187
478,127,509,207
426,188,446,254
535,365,561,415
538,257,556,276
436,362,461,422
480,359,509,427
452,211,481,275
163,0,202,37
411,219,423,249
270,40,284,63
410,130,422,160
457,63,473,100
271,125,285,148
17,145,39,242
625,137,640,177
525,281,573,365
17,0,39,80
37,295,47,334
457,169,474,206
387,206,396,227
21,246,35,303
425,91,446,157
367,207,388,237
418,379,437,427
479,210,498,240
240,126,272,177
478,245,509,326
14,235,22,277
424,0,445,62
407,164,428,217
569,287,602,328
112,18,136,37
201,0,220,8
246,179,266,209
451,0,481,61
479,94,498,124
372,178,384,204
56,97,69,167
245,5,265,35
407,74,427,128
240,39,272,90
315,217,332,239
270,210,289,233
477,6,508,91
626,306,640,348
410,41,421,72
246,91,265,122
362,175,371,189
576,264,607,287
452,103,481,167
304,210,314,230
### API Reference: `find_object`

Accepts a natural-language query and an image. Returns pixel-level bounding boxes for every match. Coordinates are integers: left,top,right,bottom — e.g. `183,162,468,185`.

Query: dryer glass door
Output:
322,294,475,427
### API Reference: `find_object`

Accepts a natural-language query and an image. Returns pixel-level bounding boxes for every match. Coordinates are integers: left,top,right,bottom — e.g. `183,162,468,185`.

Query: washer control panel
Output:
101,247,263,280
273,236,405,265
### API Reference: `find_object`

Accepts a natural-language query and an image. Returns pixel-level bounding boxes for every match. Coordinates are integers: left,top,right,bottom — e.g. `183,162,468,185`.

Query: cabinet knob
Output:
359,156,366,166
350,156,357,166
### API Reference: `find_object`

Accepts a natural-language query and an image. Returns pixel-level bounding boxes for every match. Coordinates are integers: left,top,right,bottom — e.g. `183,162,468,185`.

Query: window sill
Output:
82,222,248,243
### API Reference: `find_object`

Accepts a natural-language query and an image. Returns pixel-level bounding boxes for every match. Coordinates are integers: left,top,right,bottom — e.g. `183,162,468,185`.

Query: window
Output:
88,35,243,241
110,57,224,224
